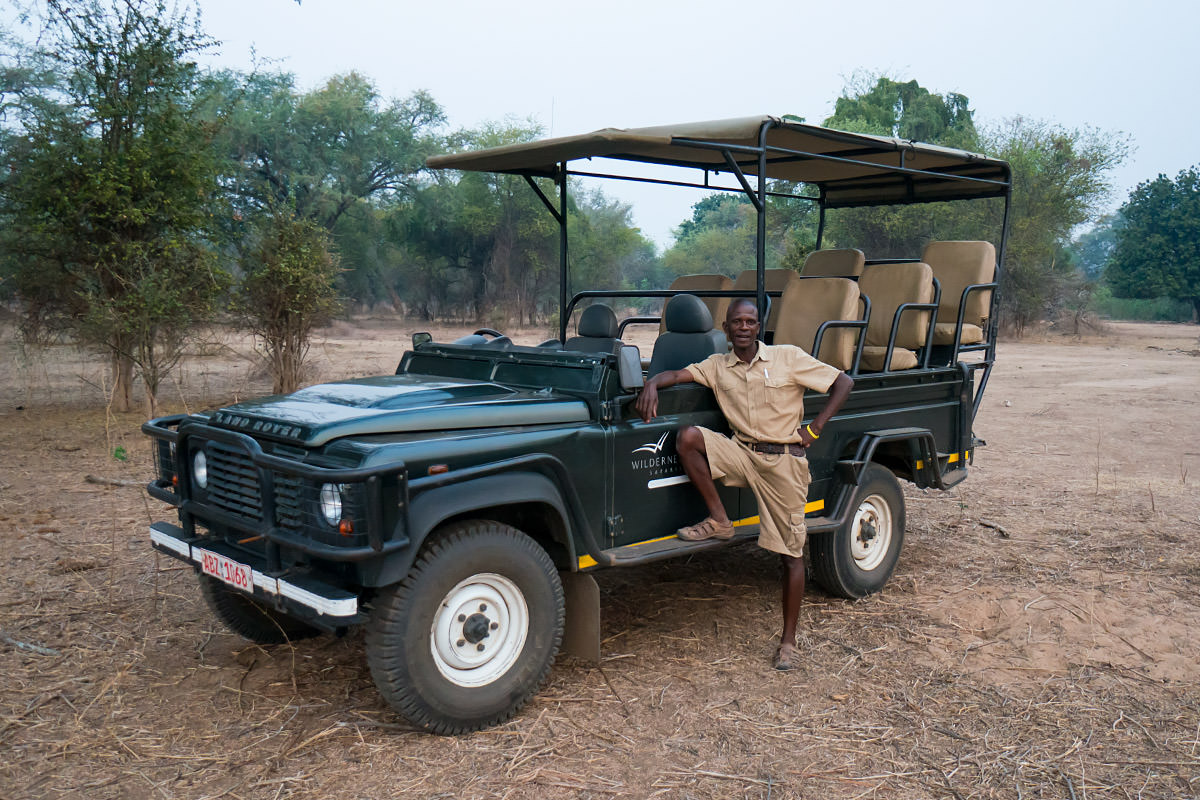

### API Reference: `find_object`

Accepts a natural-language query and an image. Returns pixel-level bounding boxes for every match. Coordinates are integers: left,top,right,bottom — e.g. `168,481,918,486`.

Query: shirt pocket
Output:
763,375,798,416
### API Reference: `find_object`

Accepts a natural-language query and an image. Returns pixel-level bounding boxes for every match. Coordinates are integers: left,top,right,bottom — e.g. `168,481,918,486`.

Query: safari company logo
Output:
630,431,688,489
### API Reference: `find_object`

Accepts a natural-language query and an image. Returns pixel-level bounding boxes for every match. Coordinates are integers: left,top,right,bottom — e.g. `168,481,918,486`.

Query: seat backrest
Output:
647,294,728,378
800,248,866,278
921,241,996,326
772,278,862,370
564,304,621,353
859,262,935,349
731,269,800,332
662,274,733,333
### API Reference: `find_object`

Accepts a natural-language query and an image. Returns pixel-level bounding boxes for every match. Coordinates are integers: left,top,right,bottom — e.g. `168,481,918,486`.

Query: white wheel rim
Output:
849,493,892,572
430,573,529,688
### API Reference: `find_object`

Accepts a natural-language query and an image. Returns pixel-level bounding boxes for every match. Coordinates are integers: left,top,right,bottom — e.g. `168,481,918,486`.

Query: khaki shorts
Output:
698,428,812,558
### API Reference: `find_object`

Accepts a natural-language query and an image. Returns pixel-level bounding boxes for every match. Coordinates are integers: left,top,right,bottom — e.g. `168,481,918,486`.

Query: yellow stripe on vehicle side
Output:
575,499,828,569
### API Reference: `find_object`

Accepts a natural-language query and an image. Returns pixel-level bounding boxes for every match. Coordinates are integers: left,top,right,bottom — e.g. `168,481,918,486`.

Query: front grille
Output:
207,442,265,522
198,441,367,545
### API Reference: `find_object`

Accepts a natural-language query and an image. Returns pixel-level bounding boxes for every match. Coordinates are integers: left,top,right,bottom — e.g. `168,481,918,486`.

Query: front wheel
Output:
366,520,564,734
810,463,905,599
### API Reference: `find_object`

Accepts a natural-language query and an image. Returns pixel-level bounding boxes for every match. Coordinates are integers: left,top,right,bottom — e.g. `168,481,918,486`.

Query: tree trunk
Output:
1192,296,1200,324
111,351,134,412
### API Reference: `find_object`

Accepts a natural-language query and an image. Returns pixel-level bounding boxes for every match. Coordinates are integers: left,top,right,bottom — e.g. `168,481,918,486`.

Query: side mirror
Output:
618,345,644,391
411,332,433,349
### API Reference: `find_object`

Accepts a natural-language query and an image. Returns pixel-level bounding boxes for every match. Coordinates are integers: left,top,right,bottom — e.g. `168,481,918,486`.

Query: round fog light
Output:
319,483,343,526
192,450,208,489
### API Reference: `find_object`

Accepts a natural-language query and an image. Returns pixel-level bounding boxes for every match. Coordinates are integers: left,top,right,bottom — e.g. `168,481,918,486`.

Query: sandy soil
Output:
1,319,1199,799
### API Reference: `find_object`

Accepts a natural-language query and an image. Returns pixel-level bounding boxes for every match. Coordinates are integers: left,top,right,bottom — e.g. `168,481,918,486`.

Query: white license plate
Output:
197,548,253,593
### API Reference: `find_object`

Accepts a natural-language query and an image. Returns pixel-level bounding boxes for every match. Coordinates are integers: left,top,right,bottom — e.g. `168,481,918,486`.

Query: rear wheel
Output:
366,520,564,734
199,575,320,644
811,463,905,599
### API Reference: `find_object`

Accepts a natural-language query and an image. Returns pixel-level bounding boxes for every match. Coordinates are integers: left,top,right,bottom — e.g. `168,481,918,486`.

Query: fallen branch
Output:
1,631,60,657
978,518,1009,538
85,474,144,488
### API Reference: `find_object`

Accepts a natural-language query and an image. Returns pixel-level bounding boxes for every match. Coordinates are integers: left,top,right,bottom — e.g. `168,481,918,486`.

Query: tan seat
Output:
661,274,732,333
921,241,996,347
858,262,935,371
800,248,866,278
773,278,862,371
731,269,800,335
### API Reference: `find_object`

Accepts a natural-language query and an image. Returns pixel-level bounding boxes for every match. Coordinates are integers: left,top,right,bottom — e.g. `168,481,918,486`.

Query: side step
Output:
602,526,760,566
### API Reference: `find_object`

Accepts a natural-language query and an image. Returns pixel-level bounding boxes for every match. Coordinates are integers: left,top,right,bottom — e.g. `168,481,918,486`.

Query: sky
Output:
64,0,1200,247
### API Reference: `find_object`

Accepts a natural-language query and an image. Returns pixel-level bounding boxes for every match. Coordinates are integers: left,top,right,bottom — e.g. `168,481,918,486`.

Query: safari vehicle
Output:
143,116,1011,734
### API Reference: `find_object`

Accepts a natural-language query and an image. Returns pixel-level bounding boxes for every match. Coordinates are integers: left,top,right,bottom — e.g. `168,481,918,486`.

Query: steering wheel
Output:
473,328,505,339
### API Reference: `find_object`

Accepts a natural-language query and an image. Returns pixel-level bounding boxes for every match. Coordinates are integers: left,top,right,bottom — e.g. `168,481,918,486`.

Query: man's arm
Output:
798,372,853,446
634,368,695,423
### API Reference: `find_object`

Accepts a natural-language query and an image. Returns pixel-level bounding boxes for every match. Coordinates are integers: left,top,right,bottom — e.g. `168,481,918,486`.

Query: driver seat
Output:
564,304,622,354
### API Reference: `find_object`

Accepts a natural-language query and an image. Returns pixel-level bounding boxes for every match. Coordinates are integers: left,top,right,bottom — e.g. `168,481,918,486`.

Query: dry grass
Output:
1,319,1199,799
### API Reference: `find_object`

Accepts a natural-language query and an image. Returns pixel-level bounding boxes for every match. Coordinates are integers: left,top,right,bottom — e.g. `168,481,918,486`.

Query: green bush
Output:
1090,285,1194,322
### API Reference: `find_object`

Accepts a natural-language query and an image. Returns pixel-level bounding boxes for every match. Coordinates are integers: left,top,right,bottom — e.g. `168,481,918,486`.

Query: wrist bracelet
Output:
805,423,820,440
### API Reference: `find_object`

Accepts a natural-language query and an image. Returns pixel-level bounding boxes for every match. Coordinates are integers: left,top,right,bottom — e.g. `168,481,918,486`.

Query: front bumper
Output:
150,521,361,622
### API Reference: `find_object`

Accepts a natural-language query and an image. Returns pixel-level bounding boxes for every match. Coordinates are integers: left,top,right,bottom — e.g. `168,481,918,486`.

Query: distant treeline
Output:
2,2,1191,413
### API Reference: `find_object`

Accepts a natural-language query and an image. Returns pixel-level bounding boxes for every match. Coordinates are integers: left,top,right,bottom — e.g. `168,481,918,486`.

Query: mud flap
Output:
558,571,600,663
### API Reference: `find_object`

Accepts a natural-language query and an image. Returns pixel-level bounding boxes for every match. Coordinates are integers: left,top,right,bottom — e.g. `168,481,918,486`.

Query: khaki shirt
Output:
687,344,840,444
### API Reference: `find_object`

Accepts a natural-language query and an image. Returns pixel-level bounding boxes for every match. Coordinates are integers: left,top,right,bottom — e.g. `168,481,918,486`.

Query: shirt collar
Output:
724,342,770,367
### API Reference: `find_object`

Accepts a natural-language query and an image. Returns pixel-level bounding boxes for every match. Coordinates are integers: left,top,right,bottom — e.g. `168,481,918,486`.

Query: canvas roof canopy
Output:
426,115,1011,208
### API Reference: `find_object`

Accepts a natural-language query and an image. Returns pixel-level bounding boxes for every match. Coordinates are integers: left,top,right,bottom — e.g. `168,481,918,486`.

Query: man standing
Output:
635,298,854,670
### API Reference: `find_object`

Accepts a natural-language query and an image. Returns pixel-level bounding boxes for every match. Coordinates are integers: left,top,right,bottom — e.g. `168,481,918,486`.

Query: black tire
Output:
810,463,905,599
366,520,564,734
198,575,320,644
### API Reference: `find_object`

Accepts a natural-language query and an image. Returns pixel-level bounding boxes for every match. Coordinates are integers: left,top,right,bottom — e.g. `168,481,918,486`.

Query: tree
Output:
1105,167,1200,321
826,74,977,149
216,70,445,230
238,209,342,395
822,76,985,259
1072,213,1123,281
985,118,1127,333
819,76,1127,334
0,0,228,413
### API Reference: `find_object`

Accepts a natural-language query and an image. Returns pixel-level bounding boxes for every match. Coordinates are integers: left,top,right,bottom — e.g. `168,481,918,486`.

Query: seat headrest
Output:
577,304,619,338
663,294,714,333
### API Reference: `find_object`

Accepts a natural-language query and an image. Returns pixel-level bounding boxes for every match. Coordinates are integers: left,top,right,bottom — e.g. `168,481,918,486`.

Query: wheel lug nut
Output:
457,614,465,622
479,604,487,612
490,622,499,630
456,639,465,647
476,643,485,652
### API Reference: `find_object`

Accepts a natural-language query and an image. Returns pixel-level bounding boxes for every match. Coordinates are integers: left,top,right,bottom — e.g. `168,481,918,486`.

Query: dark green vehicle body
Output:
144,339,974,614
144,115,1009,732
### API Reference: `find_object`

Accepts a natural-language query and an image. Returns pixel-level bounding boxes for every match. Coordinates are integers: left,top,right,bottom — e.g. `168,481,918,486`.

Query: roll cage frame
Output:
427,116,1013,420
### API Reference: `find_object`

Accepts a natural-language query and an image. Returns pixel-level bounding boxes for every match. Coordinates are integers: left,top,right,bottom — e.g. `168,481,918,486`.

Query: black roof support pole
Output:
972,180,1013,422
816,202,827,250
756,121,771,333
558,162,569,344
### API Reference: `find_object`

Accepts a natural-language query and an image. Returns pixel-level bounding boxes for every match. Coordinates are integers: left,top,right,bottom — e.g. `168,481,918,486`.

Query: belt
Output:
749,442,807,457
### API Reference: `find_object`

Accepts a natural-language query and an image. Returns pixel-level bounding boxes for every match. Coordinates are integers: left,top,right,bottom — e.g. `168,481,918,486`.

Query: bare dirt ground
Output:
1,319,1199,799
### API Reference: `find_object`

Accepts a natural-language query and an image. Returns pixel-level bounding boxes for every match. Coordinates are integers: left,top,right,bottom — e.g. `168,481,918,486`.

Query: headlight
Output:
192,450,208,489
319,483,343,526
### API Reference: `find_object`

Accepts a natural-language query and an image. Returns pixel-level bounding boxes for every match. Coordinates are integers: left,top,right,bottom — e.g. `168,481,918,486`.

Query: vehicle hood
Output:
208,375,590,447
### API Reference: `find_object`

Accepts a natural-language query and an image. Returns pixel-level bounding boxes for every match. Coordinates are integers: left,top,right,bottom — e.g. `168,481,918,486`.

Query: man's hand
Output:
635,382,659,422
634,368,695,423
797,423,819,448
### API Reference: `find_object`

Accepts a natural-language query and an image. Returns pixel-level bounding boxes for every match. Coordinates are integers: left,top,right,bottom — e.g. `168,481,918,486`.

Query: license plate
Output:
197,548,253,593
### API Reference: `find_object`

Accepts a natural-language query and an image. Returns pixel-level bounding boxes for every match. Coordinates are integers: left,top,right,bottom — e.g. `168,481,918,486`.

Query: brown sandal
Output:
774,641,799,671
676,517,735,542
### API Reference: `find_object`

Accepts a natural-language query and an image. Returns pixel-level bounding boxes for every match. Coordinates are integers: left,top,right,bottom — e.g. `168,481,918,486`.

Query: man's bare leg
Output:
780,554,805,644
775,553,806,669
676,426,730,524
